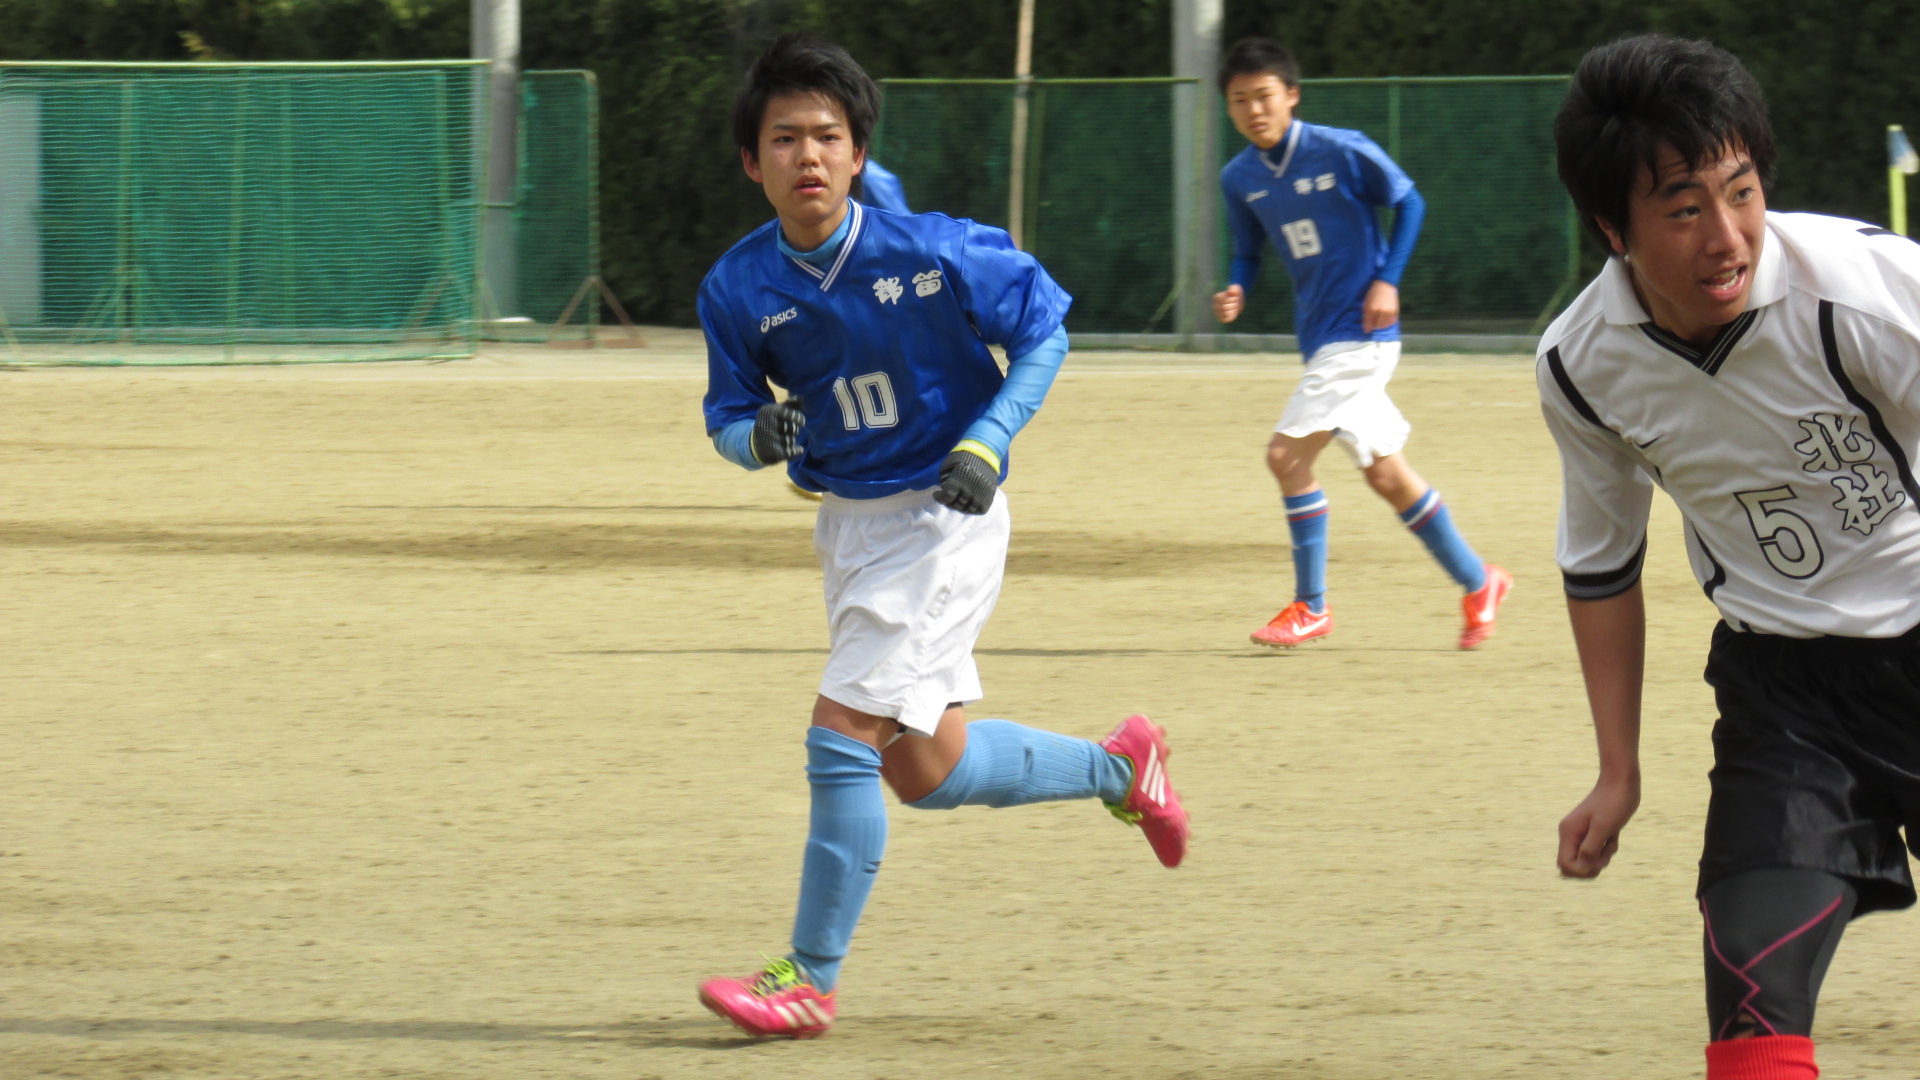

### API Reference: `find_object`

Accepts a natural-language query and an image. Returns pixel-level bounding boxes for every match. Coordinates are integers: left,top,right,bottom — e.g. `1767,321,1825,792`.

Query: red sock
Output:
1706,1035,1818,1080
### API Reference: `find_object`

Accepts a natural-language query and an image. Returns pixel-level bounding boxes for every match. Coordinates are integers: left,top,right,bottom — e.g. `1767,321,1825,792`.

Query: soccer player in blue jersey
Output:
693,35,1189,1040
1213,38,1512,651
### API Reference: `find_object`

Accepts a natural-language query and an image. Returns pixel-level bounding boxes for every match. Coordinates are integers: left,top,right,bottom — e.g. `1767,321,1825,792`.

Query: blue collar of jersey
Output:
778,200,864,291
1255,121,1302,178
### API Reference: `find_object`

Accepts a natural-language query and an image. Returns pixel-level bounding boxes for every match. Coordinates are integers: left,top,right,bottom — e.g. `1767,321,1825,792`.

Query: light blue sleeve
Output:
711,417,765,470
958,324,1069,463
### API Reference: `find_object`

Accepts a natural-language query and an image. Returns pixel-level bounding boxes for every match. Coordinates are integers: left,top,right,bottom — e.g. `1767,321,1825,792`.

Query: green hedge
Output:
3,0,1915,326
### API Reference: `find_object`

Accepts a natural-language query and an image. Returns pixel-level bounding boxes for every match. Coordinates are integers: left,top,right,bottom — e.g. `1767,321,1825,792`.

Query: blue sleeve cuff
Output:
959,324,1069,463
711,417,765,470
1377,187,1425,287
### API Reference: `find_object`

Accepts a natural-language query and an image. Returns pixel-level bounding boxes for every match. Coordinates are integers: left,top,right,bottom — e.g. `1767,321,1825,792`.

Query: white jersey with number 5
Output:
1538,211,1920,638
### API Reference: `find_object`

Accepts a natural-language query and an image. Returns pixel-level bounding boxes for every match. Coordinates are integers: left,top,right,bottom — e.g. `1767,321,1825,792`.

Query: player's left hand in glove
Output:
932,445,999,515
750,397,805,465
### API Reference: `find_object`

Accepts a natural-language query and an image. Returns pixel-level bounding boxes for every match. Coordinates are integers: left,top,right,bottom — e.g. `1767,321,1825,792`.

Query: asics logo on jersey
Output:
759,307,798,333
1245,189,1269,203
1137,744,1169,808
873,277,905,305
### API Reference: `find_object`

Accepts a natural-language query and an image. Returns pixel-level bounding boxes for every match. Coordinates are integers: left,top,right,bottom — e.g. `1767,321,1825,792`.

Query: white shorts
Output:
815,486,1009,736
1275,340,1411,468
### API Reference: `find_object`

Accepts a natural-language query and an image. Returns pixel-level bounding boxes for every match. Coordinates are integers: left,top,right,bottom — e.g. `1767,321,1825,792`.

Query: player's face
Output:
742,90,866,251
1224,72,1299,151
1600,144,1766,346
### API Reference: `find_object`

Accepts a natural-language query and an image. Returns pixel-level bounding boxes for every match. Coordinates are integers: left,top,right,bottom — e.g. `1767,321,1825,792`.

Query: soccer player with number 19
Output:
694,35,1189,1040
1213,38,1511,651
1545,35,1920,1080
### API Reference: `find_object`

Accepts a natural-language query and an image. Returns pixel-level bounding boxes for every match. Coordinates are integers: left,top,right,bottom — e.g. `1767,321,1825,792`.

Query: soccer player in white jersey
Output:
692,36,1188,1040
1212,38,1511,651
1543,34,1920,1080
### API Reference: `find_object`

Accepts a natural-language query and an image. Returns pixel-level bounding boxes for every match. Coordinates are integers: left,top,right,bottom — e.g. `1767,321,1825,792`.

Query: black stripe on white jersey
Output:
1563,536,1647,600
1637,309,1759,377
1818,299,1920,509
1858,226,1918,242
1686,523,1729,598
1544,347,1609,432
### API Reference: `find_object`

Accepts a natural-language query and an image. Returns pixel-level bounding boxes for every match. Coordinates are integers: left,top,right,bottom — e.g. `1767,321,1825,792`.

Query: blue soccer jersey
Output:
701,200,1072,498
1220,120,1422,359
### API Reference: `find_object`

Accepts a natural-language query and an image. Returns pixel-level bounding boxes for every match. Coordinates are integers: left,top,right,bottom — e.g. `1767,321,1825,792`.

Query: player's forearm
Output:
958,324,1069,462
1376,188,1425,287
710,418,767,471
1566,584,1646,779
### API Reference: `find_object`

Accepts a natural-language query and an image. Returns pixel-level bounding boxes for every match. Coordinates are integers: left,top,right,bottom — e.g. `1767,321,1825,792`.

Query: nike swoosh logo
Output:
1474,594,1498,622
1296,615,1329,634
1633,435,1664,450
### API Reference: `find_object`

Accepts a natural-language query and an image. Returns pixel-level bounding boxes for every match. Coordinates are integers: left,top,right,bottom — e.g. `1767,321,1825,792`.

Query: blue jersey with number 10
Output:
701,201,1072,499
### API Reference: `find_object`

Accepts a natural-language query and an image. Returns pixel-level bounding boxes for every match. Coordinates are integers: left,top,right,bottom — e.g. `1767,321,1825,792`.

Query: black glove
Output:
750,397,805,464
932,447,999,515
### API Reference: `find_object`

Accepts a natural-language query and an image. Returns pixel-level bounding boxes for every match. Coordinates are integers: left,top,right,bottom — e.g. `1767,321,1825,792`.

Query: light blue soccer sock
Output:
1283,490,1330,613
788,727,888,994
906,719,1133,810
1398,489,1487,593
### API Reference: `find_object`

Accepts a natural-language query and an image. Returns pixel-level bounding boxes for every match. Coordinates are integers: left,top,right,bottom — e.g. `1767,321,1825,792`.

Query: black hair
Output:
1555,34,1776,255
730,33,881,178
1218,37,1300,94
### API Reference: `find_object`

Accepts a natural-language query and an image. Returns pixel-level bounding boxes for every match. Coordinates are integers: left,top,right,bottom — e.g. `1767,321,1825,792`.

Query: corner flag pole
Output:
1889,125,1917,236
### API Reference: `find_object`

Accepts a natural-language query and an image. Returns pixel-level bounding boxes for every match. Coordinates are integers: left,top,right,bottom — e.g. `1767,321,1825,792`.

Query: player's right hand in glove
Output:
932,443,1000,515
750,397,805,465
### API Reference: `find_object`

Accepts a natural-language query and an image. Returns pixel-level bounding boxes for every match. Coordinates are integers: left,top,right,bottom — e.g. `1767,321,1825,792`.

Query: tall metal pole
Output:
1172,0,1220,348
474,0,519,317
1008,0,1035,249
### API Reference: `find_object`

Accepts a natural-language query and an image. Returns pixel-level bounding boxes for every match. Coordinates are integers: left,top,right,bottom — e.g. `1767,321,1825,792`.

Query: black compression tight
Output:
1701,867,1856,1041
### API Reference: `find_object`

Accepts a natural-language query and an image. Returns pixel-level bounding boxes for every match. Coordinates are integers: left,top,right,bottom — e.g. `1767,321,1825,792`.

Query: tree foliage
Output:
2,0,1915,325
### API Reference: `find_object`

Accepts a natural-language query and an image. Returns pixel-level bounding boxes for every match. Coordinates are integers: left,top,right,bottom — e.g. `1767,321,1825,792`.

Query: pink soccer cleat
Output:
1251,601,1333,649
698,956,836,1039
1459,564,1513,650
1098,714,1189,868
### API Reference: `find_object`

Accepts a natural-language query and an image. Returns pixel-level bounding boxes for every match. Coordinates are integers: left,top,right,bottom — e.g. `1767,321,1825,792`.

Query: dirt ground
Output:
3,331,1916,1080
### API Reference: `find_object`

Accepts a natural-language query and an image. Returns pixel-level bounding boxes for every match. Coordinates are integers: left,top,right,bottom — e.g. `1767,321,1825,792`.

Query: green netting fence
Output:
876,75,1578,347
496,68,598,343
0,61,486,366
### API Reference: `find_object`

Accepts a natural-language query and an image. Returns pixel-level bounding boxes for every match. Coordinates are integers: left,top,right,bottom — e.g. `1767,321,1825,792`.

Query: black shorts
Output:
1699,620,1920,915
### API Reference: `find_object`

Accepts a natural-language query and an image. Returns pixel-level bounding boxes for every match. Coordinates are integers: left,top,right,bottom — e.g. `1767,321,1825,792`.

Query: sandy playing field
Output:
3,332,1915,1079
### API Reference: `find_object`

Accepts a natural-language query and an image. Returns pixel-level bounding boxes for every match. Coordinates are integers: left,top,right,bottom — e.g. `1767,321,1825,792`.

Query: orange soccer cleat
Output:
1250,601,1333,649
1458,565,1513,650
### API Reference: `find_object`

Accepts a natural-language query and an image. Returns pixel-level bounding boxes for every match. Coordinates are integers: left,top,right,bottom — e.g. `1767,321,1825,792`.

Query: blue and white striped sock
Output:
1284,490,1330,613
1399,489,1487,593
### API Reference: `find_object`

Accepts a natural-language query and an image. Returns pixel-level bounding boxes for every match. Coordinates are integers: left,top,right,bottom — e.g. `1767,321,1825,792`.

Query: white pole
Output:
1008,0,1035,249
474,0,519,317
1172,0,1221,348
